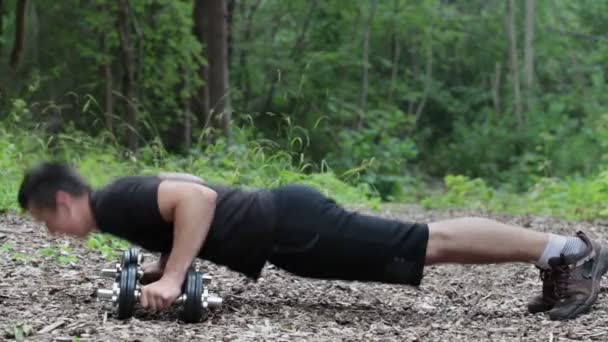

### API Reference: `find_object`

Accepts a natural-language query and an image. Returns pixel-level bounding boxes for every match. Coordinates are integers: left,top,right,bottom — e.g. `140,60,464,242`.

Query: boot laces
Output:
539,269,551,281
553,265,570,299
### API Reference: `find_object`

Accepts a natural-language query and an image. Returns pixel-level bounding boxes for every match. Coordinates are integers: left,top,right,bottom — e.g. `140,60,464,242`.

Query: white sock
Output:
562,235,588,257
535,233,588,269
535,234,567,269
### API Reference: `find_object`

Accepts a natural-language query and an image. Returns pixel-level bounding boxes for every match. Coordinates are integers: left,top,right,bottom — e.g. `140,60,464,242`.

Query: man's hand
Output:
140,254,169,285
140,260,164,285
140,276,182,311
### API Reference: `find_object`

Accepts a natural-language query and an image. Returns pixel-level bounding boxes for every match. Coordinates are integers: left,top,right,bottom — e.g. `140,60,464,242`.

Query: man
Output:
17,161,608,321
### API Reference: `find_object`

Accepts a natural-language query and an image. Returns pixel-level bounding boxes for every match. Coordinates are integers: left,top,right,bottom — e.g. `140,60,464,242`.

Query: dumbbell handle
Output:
96,288,222,308
101,267,208,282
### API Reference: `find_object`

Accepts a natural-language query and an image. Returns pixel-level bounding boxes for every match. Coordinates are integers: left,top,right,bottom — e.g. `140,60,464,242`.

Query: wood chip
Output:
0,228,32,234
37,320,66,334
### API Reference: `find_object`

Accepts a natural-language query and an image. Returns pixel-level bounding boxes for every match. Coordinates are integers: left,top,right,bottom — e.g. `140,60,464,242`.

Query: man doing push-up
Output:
17,161,608,321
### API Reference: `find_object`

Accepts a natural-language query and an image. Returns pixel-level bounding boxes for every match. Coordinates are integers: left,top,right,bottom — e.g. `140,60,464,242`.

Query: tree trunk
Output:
100,28,113,132
491,62,502,117
0,0,4,98
292,0,318,54
117,0,138,150
128,3,144,104
239,0,262,111
506,0,522,127
388,0,402,104
206,0,232,143
414,43,433,125
0,0,4,53
524,0,535,112
227,0,236,63
193,0,211,132
184,103,192,150
9,0,27,70
30,1,38,66
407,48,416,114
358,0,378,129
181,66,192,150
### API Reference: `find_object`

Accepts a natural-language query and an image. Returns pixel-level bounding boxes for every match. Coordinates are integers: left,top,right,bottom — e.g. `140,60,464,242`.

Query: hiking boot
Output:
527,267,558,313
547,231,608,321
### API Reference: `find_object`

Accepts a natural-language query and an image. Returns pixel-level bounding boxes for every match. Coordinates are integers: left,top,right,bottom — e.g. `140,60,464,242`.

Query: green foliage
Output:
11,252,29,262
326,108,418,199
1,243,14,252
86,234,129,260
3,0,608,221
421,175,493,210
37,245,79,265
421,172,608,221
3,323,33,341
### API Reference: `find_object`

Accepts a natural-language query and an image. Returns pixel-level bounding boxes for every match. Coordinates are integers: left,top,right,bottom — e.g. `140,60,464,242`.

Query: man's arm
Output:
140,180,216,311
159,180,216,284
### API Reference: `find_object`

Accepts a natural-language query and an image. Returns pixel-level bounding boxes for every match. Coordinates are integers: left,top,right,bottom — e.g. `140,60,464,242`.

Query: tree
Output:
193,0,210,131
0,0,5,54
9,0,27,70
237,0,261,111
388,0,402,103
117,0,138,150
524,0,535,112
194,0,232,144
358,0,378,129
506,0,522,127
98,3,114,133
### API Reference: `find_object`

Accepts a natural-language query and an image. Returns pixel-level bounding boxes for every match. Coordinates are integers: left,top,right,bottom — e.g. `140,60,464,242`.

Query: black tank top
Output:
89,175,277,279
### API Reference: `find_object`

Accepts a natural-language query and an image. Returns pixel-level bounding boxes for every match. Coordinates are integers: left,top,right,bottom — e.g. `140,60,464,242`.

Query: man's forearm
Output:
162,189,216,285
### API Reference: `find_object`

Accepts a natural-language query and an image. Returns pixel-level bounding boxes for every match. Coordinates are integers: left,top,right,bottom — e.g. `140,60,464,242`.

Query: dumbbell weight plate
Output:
128,247,140,265
121,247,141,268
117,265,138,319
181,269,203,323
121,249,131,268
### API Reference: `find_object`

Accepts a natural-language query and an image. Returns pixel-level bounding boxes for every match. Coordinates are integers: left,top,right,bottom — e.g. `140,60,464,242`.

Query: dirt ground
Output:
2,205,608,342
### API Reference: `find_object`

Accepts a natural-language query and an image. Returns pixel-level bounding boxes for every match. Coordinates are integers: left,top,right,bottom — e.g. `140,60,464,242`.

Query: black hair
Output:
18,161,92,211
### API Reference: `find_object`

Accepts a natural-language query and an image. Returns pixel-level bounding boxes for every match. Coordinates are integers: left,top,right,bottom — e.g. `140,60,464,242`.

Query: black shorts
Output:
268,185,429,286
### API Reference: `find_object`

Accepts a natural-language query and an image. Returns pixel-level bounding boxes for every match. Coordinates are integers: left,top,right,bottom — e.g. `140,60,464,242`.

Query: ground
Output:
2,205,608,342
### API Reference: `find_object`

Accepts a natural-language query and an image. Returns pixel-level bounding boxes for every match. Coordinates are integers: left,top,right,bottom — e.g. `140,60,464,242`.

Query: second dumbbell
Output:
97,265,222,323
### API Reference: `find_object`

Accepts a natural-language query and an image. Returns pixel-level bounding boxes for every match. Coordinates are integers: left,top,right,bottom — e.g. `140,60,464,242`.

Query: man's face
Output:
28,192,91,238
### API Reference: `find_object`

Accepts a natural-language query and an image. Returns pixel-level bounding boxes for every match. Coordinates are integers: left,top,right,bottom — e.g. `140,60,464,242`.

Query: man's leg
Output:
425,216,608,320
425,217,547,265
268,185,607,320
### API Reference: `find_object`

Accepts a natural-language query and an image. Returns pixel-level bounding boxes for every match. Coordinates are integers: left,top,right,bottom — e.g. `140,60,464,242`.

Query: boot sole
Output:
551,245,608,320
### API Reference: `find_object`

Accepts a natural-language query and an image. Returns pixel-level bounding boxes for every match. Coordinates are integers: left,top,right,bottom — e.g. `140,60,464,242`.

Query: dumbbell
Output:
97,265,222,323
100,246,144,280
122,246,143,267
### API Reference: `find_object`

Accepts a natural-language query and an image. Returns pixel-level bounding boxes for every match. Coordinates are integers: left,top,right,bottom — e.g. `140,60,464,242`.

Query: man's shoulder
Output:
95,175,161,200
105,175,160,187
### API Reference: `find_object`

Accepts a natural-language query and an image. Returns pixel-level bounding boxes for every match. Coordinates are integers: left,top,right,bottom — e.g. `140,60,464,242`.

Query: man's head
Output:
18,161,96,237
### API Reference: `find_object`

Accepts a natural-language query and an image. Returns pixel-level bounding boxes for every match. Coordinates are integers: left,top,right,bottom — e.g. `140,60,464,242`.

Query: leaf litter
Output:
1,205,608,341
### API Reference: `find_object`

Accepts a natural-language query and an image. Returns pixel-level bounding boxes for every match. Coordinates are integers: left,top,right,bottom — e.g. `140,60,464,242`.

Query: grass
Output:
419,173,608,222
